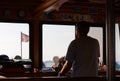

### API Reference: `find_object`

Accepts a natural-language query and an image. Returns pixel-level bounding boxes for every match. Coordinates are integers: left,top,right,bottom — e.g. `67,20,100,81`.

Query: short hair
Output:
14,55,22,59
0,54,10,62
53,56,59,60
76,21,90,35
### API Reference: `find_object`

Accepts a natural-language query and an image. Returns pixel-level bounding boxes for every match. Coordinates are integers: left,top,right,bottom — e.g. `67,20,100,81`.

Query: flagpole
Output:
21,32,22,59
21,32,29,59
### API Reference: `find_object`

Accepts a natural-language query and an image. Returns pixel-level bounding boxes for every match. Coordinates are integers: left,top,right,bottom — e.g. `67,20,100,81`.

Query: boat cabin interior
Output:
0,0,120,81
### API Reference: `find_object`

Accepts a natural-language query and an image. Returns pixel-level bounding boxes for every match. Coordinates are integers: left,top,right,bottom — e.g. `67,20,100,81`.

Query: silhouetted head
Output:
76,21,90,38
53,56,59,64
0,54,10,62
14,55,22,59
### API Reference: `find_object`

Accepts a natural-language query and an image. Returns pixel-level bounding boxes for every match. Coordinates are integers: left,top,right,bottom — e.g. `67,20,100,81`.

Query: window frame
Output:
39,22,105,73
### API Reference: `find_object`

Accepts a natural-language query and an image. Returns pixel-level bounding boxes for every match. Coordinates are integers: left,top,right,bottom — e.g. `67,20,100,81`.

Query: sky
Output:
42,24,75,62
0,22,29,59
42,24,103,63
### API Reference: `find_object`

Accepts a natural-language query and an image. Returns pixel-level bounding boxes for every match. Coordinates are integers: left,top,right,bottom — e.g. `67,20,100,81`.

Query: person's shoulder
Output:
70,39,76,44
69,39,78,46
87,36,99,43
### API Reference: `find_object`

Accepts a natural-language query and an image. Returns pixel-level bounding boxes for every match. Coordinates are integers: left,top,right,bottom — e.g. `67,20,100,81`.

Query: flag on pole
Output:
21,32,29,42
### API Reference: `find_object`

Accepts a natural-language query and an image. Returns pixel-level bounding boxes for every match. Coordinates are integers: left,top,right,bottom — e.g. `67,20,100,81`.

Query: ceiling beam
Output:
34,0,58,16
34,0,68,17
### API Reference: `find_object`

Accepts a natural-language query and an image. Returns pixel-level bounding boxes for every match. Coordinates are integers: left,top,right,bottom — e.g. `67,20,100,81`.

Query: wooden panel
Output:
0,0,43,9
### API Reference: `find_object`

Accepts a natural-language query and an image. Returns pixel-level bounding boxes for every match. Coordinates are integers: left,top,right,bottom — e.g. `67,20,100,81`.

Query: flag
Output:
21,32,29,42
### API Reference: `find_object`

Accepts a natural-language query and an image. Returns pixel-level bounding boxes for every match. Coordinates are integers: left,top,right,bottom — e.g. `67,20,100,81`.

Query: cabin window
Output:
42,24,75,69
115,23,120,71
0,22,30,59
42,24,103,72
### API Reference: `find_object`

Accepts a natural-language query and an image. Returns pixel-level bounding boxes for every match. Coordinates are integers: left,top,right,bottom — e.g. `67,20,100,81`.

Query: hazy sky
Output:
0,22,29,59
43,24,75,61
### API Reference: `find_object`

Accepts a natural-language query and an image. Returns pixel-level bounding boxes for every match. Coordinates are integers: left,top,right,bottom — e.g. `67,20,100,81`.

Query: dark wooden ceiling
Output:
4,0,105,8
0,0,43,9
0,0,120,18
